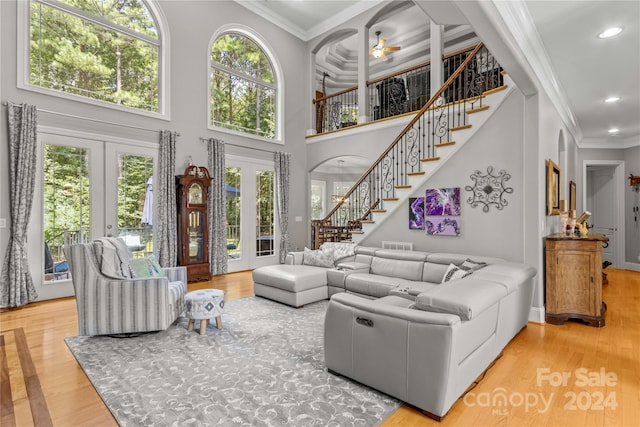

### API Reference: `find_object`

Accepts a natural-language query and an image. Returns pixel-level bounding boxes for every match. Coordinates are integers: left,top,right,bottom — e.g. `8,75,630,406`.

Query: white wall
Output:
360,90,526,260
0,0,310,299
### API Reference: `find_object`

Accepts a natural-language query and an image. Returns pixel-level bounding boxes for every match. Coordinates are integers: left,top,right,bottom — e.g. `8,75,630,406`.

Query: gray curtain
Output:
207,138,227,275
156,130,178,267
274,152,290,263
1,104,39,307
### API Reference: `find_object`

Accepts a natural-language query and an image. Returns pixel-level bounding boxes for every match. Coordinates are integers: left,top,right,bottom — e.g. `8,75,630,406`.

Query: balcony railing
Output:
314,86,359,133
313,46,492,133
317,43,503,245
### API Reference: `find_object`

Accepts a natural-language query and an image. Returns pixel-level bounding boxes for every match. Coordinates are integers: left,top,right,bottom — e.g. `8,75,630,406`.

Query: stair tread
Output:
382,198,399,201
370,209,386,213
467,105,490,114
395,185,411,189
407,171,425,176
421,157,441,162
450,124,472,131
483,85,507,96
435,141,455,148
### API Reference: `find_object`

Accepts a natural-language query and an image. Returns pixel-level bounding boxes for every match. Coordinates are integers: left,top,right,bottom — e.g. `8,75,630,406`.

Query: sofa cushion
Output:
345,273,402,298
371,256,424,281
472,262,537,294
320,242,357,263
414,279,507,320
252,264,327,292
460,258,488,272
303,247,335,268
422,262,450,283
441,264,472,283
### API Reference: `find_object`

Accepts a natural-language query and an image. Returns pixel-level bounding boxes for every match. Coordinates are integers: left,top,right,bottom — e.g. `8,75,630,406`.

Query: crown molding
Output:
486,0,583,143
235,0,386,42
579,136,640,150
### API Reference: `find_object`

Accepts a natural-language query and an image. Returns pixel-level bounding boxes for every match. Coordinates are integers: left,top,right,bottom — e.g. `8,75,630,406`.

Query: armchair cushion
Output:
130,255,166,278
92,237,132,279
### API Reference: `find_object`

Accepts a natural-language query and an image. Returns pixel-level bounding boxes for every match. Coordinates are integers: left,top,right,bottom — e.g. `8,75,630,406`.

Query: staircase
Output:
319,43,514,245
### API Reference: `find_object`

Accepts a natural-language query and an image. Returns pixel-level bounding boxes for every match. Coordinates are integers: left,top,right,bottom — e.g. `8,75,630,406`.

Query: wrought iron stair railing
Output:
318,42,504,240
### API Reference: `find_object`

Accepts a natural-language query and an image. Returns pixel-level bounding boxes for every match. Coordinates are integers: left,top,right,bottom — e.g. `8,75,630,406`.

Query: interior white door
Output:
587,167,616,264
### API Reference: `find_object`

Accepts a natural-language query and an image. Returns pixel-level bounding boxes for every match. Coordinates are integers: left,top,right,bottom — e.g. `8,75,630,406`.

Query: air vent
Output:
381,241,413,251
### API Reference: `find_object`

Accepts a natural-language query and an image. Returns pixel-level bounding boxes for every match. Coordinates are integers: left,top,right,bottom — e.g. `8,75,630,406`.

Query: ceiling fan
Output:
369,30,400,61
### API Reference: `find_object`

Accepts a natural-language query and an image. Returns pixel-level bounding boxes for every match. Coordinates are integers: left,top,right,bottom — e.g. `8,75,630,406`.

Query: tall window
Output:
311,180,326,220
28,0,161,112
210,33,276,139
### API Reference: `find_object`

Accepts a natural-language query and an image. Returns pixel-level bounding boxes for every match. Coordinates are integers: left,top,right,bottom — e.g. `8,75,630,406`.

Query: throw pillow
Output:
441,263,471,283
460,258,488,272
302,248,335,268
321,242,357,263
129,256,167,278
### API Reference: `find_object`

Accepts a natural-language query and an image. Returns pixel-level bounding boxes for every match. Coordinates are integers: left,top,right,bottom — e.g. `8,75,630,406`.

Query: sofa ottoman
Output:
252,264,328,307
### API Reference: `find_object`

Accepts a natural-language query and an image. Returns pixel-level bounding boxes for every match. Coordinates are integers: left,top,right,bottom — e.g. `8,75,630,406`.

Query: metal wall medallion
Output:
465,166,513,212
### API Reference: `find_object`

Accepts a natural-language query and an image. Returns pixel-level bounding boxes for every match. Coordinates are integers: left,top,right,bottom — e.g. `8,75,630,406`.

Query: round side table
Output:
184,289,225,334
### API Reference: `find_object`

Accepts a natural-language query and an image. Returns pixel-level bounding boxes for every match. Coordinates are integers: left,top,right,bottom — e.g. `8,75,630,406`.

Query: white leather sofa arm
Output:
285,251,305,265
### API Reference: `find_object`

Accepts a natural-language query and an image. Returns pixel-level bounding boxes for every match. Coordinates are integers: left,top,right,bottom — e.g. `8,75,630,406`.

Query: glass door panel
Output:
116,153,154,257
43,144,90,283
189,210,206,262
256,170,274,257
105,143,156,253
226,157,277,272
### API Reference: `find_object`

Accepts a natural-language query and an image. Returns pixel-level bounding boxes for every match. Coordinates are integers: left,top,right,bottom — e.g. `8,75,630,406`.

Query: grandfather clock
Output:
176,165,212,282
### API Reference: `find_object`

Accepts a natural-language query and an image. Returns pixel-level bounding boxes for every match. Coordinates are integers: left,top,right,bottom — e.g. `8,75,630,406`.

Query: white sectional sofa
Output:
252,244,537,420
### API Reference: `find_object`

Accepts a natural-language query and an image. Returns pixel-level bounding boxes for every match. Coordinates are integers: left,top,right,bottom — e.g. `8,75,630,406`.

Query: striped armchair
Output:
64,242,187,336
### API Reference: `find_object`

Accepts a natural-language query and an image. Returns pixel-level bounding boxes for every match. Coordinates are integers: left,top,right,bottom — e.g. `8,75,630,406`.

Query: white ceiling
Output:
237,0,640,153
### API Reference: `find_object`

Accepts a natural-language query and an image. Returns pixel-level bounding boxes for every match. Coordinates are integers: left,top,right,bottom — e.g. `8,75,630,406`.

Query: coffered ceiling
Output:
236,0,640,150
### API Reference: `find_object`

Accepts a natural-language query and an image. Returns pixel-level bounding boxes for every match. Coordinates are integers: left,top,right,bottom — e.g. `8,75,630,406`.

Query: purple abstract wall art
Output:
425,187,461,216
409,197,425,229
425,216,461,236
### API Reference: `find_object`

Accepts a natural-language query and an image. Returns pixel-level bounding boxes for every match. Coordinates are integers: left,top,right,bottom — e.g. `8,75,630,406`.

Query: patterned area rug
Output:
65,297,399,426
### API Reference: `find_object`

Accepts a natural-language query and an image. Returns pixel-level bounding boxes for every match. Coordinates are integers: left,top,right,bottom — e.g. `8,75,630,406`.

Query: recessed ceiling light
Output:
605,96,620,103
598,27,622,39
608,128,619,134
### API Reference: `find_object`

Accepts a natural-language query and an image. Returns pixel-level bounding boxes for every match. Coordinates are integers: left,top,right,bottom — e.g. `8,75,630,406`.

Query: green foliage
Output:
211,34,276,138
43,145,90,246
117,154,153,229
30,0,158,111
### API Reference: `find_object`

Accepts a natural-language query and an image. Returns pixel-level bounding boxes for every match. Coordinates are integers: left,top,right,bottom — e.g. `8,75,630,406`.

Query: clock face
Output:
188,183,203,204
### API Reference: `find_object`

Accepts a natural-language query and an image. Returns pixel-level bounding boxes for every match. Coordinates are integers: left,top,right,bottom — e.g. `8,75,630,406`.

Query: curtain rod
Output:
2,102,179,135
199,137,280,155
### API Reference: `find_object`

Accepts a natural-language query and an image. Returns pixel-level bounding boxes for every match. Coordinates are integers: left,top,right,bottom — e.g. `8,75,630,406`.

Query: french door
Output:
36,130,156,299
226,155,278,272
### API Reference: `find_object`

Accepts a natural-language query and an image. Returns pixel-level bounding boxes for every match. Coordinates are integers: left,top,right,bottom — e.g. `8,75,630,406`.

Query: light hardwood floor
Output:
1,268,638,426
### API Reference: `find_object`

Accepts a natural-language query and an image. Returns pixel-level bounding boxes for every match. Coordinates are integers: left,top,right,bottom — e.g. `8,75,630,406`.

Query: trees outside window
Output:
210,33,276,139
29,0,161,112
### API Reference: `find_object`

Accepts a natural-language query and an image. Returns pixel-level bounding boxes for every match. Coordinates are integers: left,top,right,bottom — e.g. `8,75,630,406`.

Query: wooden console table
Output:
544,233,609,327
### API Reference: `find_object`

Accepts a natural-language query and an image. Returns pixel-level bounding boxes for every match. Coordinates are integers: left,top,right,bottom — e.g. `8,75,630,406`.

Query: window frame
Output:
17,0,171,119
208,25,284,144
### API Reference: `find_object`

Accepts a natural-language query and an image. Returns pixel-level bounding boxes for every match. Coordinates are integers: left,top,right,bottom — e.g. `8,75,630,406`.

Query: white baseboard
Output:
623,262,640,272
529,306,545,324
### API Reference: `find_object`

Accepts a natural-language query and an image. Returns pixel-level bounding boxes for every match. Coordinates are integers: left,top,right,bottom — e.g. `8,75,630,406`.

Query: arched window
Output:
25,0,164,114
210,32,277,140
